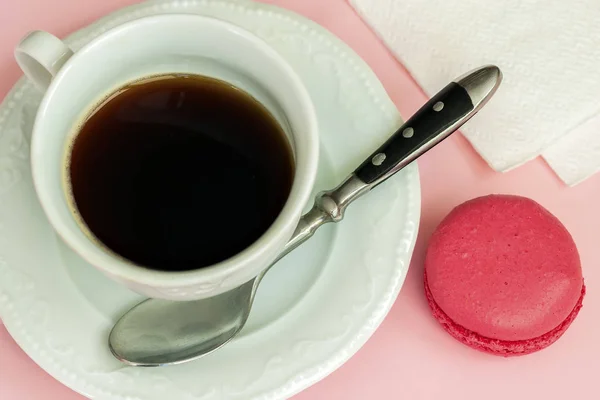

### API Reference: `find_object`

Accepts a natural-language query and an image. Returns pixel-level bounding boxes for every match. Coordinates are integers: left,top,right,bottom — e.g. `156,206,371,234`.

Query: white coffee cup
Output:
15,14,319,300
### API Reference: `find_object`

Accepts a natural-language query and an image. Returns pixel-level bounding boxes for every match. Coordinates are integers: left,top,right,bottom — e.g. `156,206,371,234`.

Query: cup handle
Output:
14,31,74,92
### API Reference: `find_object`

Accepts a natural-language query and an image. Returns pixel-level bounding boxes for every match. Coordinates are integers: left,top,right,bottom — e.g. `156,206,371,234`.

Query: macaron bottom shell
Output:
425,272,586,356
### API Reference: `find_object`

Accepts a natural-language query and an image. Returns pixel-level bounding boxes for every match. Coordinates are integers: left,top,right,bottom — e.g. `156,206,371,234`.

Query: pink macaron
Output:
424,194,585,356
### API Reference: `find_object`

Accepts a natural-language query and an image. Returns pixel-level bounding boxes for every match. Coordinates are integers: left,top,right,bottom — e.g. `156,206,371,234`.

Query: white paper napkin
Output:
350,0,600,185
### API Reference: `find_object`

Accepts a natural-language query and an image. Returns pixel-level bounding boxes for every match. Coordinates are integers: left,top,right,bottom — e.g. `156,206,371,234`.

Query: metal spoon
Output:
109,65,502,366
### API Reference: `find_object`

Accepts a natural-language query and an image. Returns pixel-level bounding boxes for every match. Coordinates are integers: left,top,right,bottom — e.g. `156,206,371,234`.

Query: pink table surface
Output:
1,0,599,399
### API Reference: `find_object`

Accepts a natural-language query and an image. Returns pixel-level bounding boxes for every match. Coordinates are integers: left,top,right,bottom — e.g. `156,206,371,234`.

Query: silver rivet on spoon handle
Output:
109,65,502,367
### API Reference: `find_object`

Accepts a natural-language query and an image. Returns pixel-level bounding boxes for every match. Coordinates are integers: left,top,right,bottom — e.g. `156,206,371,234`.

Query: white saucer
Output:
0,0,420,398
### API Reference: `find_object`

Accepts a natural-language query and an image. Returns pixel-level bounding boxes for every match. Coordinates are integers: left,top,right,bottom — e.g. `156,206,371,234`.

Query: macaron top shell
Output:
425,195,582,341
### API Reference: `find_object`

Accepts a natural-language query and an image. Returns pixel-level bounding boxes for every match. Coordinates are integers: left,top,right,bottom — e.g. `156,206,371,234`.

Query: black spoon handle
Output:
355,65,502,186
270,65,503,266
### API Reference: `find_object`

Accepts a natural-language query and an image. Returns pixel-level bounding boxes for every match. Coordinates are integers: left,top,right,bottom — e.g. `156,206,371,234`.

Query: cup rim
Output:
30,14,319,290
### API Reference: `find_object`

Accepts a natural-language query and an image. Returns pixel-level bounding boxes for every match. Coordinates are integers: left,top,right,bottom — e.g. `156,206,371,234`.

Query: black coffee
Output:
67,74,294,271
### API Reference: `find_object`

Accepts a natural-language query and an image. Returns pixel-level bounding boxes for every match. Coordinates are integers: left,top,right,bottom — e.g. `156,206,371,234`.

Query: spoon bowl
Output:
110,279,256,366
